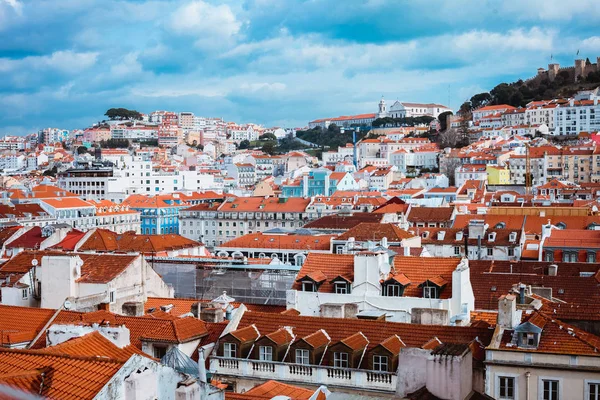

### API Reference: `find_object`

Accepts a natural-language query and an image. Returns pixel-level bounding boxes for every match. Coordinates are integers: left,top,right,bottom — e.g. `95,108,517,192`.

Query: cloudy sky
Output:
0,0,599,134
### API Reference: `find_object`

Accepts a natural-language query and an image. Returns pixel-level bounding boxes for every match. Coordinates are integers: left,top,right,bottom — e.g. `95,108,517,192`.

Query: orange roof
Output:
545,229,600,249
121,194,190,209
337,223,415,242
379,335,406,354
292,253,354,292
219,197,310,213
219,232,334,251
41,198,93,209
230,325,260,342
75,229,202,253
340,332,369,350
0,348,122,399
140,317,208,343
302,329,330,348
34,331,150,362
390,256,461,298
226,380,315,400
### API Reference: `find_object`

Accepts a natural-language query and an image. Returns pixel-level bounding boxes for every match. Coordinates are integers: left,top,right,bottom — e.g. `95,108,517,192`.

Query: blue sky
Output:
0,0,599,134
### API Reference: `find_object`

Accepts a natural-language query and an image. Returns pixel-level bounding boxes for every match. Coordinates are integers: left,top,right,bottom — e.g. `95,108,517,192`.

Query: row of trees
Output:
371,116,435,128
296,124,368,149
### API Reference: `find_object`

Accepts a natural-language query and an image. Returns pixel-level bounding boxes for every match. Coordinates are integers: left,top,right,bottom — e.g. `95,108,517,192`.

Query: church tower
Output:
377,96,387,118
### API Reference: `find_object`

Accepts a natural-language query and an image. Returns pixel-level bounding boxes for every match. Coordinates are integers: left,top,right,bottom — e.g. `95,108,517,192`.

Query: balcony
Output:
211,357,397,393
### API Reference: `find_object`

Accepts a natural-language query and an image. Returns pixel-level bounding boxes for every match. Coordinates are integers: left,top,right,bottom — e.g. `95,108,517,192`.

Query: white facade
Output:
287,253,474,324
554,98,600,135
388,101,452,119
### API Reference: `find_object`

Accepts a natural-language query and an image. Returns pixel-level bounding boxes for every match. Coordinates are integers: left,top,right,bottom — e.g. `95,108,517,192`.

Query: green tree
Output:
104,108,142,121
470,92,492,109
238,140,251,149
261,141,276,155
76,146,88,155
259,132,277,141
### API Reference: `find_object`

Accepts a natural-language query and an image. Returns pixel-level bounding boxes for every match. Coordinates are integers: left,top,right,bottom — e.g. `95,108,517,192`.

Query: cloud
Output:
0,50,98,74
169,1,242,49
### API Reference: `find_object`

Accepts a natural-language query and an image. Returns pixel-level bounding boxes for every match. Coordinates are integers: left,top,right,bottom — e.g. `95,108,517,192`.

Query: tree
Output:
441,157,462,186
76,146,88,155
470,92,492,109
259,132,277,141
438,111,453,131
261,141,276,155
104,108,142,121
43,166,58,177
99,138,130,148
238,140,251,149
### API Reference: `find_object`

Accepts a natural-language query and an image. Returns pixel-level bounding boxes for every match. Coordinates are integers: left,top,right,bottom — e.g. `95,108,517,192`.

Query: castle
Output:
537,57,600,82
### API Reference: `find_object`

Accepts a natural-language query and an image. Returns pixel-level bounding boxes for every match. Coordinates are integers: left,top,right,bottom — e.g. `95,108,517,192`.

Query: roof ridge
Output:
0,347,126,364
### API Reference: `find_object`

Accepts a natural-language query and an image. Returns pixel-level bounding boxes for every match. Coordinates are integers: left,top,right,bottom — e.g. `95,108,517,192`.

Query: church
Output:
378,97,452,119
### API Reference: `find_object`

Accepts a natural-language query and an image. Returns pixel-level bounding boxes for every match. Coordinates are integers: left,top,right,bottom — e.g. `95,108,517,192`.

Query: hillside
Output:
466,57,600,110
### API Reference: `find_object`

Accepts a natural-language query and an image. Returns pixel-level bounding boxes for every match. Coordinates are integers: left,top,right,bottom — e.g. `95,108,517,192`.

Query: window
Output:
223,343,237,358
423,286,438,299
259,346,273,361
373,355,388,372
334,352,349,368
153,345,167,359
334,282,349,294
498,376,515,399
454,246,460,255
21,289,28,300
487,248,493,256
109,290,115,304
508,248,515,257
384,284,403,297
295,349,309,365
302,281,316,292
587,382,600,400
588,252,596,263
542,379,559,400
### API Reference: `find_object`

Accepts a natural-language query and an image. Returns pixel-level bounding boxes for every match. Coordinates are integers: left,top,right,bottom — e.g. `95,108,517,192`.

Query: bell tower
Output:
377,96,387,118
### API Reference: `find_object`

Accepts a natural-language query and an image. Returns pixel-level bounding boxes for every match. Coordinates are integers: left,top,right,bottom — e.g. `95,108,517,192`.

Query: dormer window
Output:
488,232,496,242
383,283,404,297
295,349,310,365
302,281,317,292
223,342,237,358
509,232,517,242
333,352,349,368
526,333,536,347
334,282,350,294
423,286,438,299
556,222,567,229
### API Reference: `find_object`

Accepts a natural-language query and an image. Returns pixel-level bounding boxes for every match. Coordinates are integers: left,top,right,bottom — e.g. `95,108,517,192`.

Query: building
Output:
179,196,312,246
554,97,600,136
387,100,452,119
486,290,600,400
454,165,488,188
288,252,474,324
487,165,511,185
281,169,358,198
0,251,173,312
472,105,516,123
210,307,491,397
122,194,190,234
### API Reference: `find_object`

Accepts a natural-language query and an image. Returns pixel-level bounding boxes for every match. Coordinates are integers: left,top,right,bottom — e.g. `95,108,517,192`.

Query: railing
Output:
210,357,397,392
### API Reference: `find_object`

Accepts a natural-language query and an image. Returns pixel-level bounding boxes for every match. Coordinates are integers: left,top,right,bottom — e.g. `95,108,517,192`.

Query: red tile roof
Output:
408,207,454,223
292,253,354,292
4,227,44,249
238,312,493,353
390,256,461,298
75,229,202,253
0,348,122,400
219,232,334,251
226,380,315,400
34,331,150,362
303,213,384,230
140,317,208,343
337,223,416,242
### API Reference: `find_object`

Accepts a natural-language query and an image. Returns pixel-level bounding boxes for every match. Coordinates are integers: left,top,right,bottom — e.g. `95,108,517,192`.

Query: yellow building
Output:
487,165,511,185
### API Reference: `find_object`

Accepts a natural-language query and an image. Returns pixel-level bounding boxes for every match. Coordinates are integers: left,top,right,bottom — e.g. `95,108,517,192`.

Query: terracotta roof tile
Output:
34,331,150,362
291,253,354,292
239,312,492,353
303,213,384,230
302,329,330,348
75,228,202,253
230,325,260,342
408,207,454,223
220,232,334,251
337,223,416,242
379,335,406,354
340,332,369,350
226,380,314,400
0,348,122,400
140,317,208,343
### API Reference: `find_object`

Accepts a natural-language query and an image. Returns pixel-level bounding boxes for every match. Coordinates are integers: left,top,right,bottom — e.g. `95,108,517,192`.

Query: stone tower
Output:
548,63,560,82
575,59,586,81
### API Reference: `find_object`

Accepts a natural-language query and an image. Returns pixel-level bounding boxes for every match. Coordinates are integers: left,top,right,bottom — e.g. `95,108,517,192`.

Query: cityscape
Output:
1,1,600,400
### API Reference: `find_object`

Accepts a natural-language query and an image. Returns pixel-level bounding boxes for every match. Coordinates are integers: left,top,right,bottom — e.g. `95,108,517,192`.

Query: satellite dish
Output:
31,259,39,266
63,300,72,310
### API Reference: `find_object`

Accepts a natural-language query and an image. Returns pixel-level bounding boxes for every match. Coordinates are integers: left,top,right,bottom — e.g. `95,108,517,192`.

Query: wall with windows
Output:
486,351,600,400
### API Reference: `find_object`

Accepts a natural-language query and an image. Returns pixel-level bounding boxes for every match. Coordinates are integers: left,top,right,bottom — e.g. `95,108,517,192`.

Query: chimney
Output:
200,307,224,323
547,264,558,276
519,284,526,305
497,294,520,329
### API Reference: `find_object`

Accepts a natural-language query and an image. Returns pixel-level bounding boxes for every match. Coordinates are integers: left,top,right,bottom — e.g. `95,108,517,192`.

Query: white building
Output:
0,251,173,313
288,252,474,324
387,101,452,119
554,97,600,136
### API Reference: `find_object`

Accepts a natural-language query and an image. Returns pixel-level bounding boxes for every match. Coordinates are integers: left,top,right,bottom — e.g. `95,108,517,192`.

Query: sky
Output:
0,0,599,135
